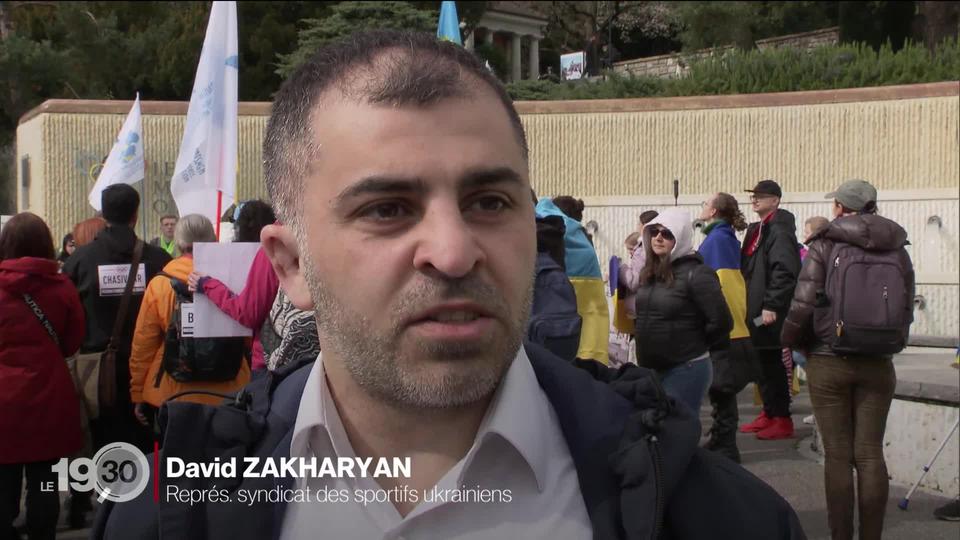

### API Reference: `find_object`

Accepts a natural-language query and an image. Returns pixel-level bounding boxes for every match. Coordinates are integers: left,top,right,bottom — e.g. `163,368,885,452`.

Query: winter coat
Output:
93,343,807,540
741,210,801,349
199,248,279,372
129,256,251,408
63,225,172,354
634,254,733,370
781,214,915,357
0,257,85,463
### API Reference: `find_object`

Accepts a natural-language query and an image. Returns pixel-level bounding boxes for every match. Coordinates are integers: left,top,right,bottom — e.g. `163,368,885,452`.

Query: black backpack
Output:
155,273,246,385
814,243,913,356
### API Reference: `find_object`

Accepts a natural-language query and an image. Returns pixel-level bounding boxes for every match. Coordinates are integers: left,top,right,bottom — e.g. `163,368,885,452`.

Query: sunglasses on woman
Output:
649,227,675,241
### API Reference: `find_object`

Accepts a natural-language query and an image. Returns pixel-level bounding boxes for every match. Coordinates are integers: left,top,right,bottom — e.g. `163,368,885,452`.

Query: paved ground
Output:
728,386,959,540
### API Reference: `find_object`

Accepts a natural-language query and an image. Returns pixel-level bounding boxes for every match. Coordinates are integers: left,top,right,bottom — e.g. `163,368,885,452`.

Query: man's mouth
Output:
406,303,496,341
424,310,480,323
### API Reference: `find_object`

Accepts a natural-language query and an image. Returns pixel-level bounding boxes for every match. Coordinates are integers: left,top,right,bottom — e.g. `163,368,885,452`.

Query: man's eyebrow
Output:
333,176,427,207
458,167,524,190
332,167,525,207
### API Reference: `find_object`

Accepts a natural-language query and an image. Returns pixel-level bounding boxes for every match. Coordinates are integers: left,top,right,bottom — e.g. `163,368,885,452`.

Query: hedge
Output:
506,39,960,101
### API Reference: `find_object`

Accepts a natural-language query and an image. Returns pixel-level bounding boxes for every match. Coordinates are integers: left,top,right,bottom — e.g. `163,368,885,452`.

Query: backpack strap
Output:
22,293,60,348
107,240,144,354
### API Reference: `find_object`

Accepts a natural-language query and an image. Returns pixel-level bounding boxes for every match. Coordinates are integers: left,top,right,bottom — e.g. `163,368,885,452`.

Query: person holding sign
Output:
128,214,251,427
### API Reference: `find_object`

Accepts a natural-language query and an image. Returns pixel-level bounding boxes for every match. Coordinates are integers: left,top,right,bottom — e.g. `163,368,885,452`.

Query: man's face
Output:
161,218,177,240
293,87,535,409
750,194,779,216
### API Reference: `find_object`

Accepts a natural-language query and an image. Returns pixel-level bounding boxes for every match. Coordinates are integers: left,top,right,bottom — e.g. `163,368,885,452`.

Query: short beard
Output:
302,250,533,410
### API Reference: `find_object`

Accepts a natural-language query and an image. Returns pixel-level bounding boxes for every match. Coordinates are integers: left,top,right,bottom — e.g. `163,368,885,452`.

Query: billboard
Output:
560,51,586,81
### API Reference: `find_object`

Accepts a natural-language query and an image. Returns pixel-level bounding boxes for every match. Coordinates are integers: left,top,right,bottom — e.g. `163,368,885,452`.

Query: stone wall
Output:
755,26,839,50
614,27,840,79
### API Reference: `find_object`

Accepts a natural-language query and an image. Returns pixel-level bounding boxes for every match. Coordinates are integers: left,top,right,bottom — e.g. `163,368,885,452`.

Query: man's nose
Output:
412,205,485,279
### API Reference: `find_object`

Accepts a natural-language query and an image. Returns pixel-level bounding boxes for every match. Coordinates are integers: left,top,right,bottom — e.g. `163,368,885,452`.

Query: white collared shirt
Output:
280,348,591,540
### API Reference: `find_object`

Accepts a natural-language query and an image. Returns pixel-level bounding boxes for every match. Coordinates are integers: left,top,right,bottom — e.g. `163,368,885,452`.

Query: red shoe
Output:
756,417,795,440
739,411,772,433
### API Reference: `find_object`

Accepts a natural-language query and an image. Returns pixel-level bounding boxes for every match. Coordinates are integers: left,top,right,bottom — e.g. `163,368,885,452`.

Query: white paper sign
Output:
192,242,260,337
180,303,195,337
97,264,146,296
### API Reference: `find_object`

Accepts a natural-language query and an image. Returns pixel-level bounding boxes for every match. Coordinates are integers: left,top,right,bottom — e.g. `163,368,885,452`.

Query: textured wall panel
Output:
36,113,272,243
524,96,959,198
17,90,959,328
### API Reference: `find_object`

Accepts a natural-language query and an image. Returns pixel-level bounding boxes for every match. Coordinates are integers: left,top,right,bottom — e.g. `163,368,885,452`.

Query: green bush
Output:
507,39,960,101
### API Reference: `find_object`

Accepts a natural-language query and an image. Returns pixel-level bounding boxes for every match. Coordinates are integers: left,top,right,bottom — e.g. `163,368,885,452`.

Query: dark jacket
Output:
741,210,801,349
92,343,805,540
64,225,171,354
781,214,914,357
0,257,85,463
634,254,733,370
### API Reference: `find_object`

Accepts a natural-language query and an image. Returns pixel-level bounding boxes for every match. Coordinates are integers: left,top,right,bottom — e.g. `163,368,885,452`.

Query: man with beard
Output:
94,30,804,540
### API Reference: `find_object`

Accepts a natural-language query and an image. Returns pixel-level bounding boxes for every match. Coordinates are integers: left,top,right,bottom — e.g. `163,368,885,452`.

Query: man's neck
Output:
161,236,174,245
757,208,776,222
323,357,492,516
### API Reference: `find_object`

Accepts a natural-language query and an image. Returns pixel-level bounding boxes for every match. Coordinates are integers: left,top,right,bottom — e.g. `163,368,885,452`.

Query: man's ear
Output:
260,224,314,310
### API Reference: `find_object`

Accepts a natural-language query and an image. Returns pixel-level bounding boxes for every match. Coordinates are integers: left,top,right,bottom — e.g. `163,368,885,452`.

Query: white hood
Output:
643,208,695,261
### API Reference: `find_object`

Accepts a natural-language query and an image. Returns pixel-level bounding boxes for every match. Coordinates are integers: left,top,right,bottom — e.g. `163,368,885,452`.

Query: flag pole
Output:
215,190,222,240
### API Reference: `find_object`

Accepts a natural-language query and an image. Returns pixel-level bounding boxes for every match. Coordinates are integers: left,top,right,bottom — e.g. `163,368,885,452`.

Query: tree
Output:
0,1,329,213
277,1,439,77
672,1,839,51
539,2,680,75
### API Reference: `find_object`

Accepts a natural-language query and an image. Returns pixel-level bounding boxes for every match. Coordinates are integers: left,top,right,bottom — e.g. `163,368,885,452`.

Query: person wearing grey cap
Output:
738,179,801,440
782,179,915,540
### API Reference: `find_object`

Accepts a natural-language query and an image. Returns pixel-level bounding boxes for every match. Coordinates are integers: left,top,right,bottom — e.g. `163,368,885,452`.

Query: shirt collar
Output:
289,348,549,491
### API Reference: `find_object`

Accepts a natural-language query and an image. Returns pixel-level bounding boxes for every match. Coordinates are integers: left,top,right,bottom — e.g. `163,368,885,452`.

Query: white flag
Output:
88,93,144,211
170,1,238,229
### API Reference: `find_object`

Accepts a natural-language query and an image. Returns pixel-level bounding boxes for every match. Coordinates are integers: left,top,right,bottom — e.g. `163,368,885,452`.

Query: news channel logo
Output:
50,442,150,503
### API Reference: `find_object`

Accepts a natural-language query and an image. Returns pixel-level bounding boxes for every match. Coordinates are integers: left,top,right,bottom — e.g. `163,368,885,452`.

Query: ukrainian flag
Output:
437,1,462,45
698,221,750,339
536,199,609,364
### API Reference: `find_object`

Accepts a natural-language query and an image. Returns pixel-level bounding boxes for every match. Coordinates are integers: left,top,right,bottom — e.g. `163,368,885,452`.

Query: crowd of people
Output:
0,28,940,540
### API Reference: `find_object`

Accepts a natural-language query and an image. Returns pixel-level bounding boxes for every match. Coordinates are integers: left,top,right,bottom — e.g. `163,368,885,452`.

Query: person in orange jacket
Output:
129,214,251,427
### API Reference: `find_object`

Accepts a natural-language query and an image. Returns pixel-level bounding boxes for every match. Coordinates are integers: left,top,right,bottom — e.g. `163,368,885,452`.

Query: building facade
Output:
16,82,960,339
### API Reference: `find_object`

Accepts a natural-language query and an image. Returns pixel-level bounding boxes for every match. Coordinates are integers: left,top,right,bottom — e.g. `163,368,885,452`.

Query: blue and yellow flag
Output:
437,1,462,45
698,221,750,340
536,198,609,364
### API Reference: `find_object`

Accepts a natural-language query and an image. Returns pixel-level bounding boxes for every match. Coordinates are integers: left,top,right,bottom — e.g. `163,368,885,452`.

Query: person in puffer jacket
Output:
781,180,914,540
634,208,733,414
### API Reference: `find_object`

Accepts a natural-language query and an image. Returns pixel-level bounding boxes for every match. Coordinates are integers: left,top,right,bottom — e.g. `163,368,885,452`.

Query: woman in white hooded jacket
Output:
634,208,734,413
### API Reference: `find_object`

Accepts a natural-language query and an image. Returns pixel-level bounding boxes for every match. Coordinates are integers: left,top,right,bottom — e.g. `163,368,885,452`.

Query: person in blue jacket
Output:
93,30,805,540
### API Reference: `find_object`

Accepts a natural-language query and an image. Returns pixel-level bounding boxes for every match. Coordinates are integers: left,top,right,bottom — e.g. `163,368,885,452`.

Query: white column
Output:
484,29,494,46
511,32,522,83
464,30,474,51
528,36,540,80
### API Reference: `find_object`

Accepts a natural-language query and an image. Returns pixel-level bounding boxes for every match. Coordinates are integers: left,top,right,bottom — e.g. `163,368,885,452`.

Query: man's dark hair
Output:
160,214,179,223
552,196,585,222
101,184,140,225
235,200,276,242
264,30,528,230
